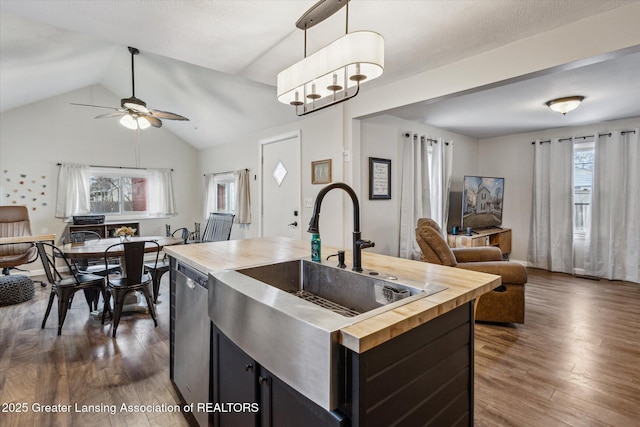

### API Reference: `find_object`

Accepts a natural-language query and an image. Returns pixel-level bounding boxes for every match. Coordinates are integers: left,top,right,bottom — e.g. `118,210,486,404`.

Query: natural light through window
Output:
89,167,151,217
573,141,594,234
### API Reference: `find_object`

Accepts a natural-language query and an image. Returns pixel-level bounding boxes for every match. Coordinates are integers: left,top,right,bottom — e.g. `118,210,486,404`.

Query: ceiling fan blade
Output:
71,102,119,110
144,115,163,128
149,110,190,121
95,111,127,119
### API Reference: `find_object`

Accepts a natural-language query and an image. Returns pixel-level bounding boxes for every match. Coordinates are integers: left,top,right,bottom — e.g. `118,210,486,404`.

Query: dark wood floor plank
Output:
475,268,640,427
0,274,189,426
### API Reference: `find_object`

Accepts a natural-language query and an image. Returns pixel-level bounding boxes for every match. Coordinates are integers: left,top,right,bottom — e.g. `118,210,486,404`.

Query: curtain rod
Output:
531,130,636,145
405,133,450,145
57,163,173,171
204,168,249,177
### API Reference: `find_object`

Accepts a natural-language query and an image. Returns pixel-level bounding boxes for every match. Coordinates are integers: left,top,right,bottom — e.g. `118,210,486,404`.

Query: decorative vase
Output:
119,235,131,242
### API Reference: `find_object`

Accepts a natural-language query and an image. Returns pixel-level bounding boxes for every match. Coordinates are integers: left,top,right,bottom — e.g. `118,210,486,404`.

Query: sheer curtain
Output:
203,173,216,220
147,168,176,216
430,139,453,234
584,130,639,282
55,163,90,218
399,133,431,259
234,169,251,224
528,138,574,273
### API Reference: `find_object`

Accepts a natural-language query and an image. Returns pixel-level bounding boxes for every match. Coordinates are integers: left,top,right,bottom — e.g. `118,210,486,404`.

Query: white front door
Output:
261,132,301,239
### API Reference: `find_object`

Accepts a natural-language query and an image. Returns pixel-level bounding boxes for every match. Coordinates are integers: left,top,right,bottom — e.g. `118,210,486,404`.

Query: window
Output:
205,172,235,215
573,141,594,234
90,175,147,214
87,167,175,218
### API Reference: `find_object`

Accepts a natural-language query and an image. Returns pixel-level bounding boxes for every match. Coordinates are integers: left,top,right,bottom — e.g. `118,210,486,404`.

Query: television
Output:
462,176,505,230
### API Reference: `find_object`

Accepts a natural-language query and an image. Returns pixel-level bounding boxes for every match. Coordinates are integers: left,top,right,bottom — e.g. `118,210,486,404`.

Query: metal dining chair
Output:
104,240,160,337
145,227,189,303
62,231,122,276
37,242,109,335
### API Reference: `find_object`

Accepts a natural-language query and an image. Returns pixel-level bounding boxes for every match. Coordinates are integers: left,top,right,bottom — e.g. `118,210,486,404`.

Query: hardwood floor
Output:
0,274,189,427
1,269,638,426
474,269,640,427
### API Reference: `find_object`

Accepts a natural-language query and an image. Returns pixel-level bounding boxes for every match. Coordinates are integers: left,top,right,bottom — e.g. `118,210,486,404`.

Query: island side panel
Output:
170,256,176,381
347,303,474,427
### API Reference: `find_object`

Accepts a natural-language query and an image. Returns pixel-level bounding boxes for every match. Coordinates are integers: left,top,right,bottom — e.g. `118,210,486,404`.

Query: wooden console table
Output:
448,227,511,258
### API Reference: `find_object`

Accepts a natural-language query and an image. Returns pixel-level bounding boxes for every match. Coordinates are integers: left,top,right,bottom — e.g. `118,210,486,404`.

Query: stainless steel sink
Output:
208,258,446,411
237,259,429,316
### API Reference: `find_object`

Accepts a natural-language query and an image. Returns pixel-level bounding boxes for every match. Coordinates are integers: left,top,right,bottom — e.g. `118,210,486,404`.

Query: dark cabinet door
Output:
214,330,259,427
213,327,347,427
261,367,348,427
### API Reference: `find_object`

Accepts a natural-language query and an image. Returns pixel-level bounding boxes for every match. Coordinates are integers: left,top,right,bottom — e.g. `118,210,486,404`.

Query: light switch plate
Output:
304,198,314,208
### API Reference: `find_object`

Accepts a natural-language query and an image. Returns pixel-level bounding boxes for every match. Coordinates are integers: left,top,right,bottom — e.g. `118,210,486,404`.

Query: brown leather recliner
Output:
0,206,38,275
415,218,526,324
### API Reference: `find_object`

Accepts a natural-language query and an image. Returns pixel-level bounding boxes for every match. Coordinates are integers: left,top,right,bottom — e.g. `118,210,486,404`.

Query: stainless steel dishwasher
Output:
174,261,210,427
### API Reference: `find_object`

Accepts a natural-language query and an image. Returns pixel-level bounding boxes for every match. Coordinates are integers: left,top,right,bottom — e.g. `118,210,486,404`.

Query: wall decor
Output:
369,157,391,200
1,170,48,210
311,159,332,184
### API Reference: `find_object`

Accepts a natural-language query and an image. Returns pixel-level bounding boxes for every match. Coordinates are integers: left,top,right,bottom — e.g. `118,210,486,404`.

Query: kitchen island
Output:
164,236,500,427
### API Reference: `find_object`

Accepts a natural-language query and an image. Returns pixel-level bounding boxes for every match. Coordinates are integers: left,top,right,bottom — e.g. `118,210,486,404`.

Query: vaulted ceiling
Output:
1,0,638,149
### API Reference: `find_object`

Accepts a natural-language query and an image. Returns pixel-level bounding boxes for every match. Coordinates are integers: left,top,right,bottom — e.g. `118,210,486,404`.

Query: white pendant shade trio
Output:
277,0,384,115
546,96,585,115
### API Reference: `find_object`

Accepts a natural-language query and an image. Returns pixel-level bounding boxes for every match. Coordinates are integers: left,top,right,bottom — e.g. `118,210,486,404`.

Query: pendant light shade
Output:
277,0,384,116
277,31,384,107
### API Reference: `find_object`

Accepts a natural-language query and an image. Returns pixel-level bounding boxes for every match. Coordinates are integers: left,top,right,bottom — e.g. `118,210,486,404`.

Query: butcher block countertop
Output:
164,236,500,353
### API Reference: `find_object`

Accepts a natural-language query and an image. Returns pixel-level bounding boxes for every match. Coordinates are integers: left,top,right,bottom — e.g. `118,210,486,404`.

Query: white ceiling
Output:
1,0,638,148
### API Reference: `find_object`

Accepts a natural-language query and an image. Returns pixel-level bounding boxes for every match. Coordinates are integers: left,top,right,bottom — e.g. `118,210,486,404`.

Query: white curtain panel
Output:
147,168,176,216
399,133,431,259
203,173,216,220
55,163,90,218
430,139,453,234
585,130,639,283
528,139,574,273
234,169,252,224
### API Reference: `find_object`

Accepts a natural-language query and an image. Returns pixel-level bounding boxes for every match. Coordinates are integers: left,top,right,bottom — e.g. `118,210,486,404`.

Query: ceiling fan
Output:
72,46,189,129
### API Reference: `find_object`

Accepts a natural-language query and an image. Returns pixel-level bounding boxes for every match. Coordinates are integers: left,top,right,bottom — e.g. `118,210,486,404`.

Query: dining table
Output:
59,235,184,314
59,235,184,260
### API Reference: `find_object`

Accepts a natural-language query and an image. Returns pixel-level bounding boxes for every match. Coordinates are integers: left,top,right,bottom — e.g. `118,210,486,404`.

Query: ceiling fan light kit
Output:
120,114,151,130
71,46,189,130
546,96,585,115
277,0,384,116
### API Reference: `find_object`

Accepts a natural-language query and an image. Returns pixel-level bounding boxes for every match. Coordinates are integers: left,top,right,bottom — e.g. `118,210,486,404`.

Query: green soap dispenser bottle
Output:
311,233,321,262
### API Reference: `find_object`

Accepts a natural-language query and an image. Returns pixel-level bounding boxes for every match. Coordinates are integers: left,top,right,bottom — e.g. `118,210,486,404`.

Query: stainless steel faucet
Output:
307,182,375,272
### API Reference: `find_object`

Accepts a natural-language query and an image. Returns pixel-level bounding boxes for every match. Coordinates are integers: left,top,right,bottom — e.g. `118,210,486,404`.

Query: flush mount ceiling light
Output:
546,96,585,115
277,0,384,116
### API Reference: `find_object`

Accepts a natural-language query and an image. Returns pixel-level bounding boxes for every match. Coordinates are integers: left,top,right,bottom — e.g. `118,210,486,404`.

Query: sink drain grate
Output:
289,290,361,317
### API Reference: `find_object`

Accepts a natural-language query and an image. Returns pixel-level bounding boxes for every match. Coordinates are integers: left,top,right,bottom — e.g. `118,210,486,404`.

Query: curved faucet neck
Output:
308,182,360,234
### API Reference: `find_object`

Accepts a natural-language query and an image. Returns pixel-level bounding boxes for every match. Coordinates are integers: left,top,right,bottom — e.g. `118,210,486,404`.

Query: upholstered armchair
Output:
415,218,526,324
0,206,38,275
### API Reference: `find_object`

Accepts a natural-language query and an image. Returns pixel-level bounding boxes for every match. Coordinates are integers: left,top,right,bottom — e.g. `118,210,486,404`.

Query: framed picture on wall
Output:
369,157,391,199
311,159,332,184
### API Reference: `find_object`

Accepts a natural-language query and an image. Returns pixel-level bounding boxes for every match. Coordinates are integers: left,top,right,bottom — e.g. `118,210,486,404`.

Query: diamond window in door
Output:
273,161,288,187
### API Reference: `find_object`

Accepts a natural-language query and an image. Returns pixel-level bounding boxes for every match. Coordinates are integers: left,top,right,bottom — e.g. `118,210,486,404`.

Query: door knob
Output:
288,221,298,227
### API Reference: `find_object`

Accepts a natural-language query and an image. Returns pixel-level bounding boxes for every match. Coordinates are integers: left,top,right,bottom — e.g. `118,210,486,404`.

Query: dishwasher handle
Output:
177,262,208,288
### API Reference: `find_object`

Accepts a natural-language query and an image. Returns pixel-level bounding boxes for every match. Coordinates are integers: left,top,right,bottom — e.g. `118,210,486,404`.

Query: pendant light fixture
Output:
277,0,384,116
546,96,585,115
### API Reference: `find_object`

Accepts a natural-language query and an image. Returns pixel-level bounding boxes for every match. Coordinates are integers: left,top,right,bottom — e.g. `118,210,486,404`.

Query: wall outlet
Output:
304,198,314,208
343,150,351,162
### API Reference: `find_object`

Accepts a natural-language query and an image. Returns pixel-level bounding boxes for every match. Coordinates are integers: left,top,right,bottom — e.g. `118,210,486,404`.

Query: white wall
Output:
478,116,640,263
198,106,346,247
0,85,200,272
